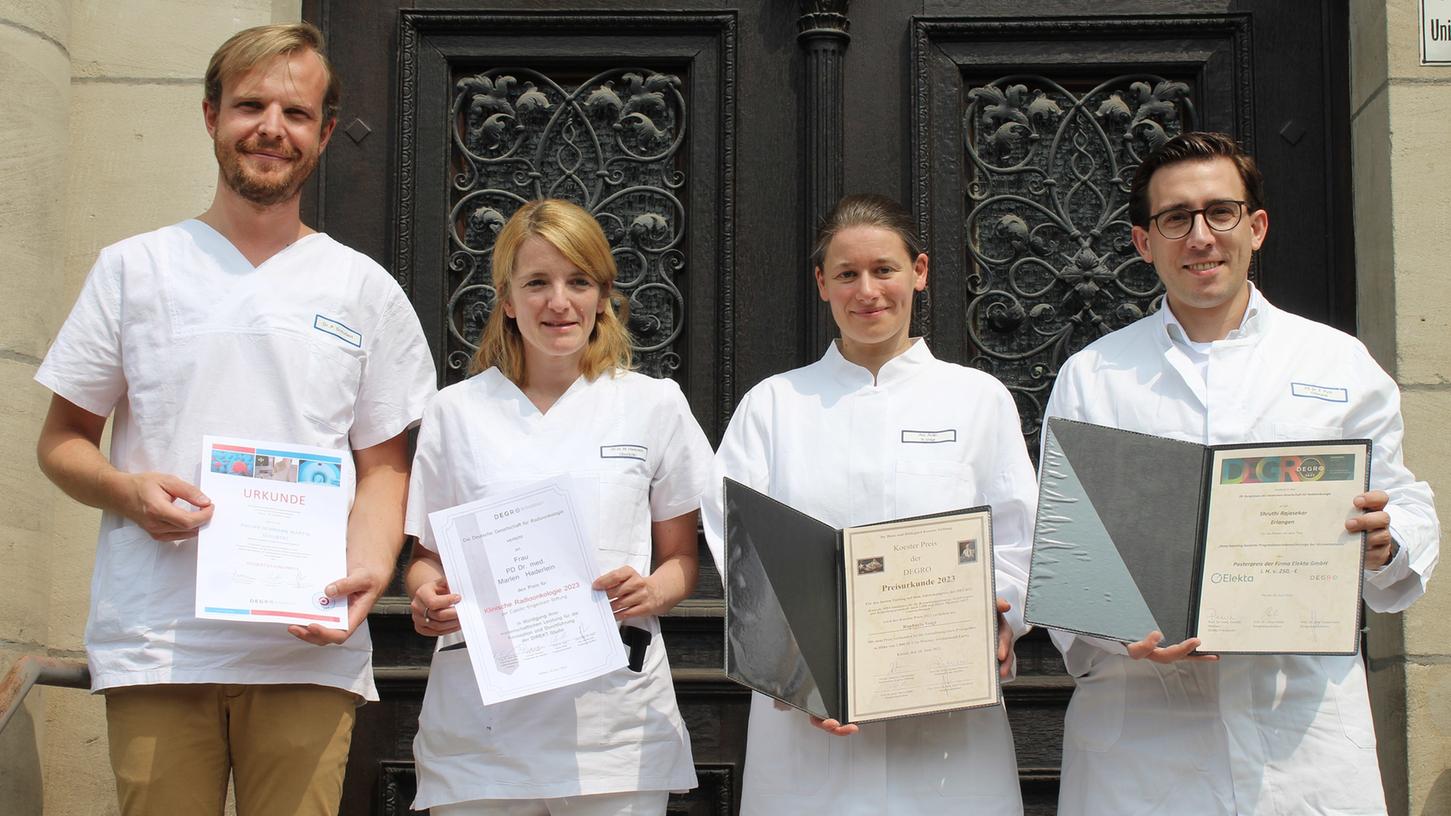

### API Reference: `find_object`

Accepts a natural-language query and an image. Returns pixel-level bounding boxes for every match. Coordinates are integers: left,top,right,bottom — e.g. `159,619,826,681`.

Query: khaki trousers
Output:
106,683,356,816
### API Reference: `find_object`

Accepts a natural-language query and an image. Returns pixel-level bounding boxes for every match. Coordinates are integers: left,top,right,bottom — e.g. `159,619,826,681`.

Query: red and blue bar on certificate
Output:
203,606,343,623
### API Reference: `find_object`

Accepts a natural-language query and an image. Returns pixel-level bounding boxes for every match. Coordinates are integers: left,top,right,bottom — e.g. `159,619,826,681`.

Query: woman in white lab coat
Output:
403,199,713,816
702,194,1037,815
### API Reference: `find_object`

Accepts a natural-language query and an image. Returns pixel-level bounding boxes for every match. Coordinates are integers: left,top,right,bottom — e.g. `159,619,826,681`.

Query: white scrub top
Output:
34,220,436,698
702,339,1037,816
404,368,712,808
1044,286,1439,815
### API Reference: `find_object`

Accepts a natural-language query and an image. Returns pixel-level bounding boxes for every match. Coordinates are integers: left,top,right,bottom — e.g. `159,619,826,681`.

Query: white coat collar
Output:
821,337,934,388
1157,282,1270,349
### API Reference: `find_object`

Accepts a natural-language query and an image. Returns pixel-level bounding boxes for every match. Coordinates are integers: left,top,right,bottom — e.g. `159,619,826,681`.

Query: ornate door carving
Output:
309,3,1351,814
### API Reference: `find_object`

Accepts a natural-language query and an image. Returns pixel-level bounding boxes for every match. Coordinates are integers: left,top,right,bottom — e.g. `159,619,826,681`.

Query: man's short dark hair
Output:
1129,132,1265,228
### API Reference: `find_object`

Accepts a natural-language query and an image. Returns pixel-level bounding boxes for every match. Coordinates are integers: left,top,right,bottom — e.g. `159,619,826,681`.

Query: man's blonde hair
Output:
471,199,633,384
205,22,340,121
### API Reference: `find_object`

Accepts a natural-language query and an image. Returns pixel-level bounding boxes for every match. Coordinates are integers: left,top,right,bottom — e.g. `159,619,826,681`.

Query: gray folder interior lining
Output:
1030,418,1206,644
724,478,839,719
1029,431,1160,642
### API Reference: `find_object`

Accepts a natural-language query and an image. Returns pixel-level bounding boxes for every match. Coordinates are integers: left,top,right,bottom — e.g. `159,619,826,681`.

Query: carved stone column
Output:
797,0,850,359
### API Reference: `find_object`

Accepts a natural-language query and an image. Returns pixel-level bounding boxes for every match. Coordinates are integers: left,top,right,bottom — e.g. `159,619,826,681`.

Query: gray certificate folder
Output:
1026,417,1370,651
722,478,994,722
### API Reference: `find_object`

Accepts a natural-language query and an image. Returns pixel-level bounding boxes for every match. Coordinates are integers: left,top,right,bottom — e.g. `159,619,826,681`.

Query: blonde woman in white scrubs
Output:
703,194,1037,815
403,199,712,816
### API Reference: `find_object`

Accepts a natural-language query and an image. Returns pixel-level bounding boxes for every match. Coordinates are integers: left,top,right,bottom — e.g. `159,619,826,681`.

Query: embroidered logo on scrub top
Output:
901,429,957,444
1291,382,1348,403
314,314,362,347
600,444,648,461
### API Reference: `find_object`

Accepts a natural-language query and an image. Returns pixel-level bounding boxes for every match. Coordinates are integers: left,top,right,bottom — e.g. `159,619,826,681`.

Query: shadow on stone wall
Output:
1421,769,1451,816
0,701,44,816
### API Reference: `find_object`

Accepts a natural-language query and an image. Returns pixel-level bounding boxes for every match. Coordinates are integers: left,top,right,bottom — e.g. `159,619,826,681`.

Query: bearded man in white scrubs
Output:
34,24,435,816
1043,131,1438,815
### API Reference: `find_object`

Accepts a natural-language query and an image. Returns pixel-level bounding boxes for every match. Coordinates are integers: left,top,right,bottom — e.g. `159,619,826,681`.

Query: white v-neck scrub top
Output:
35,220,437,698
404,368,712,807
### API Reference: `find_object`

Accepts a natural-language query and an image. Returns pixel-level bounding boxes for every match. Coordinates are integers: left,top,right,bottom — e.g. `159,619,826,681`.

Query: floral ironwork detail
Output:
960,74,1194,442
446,67,688,381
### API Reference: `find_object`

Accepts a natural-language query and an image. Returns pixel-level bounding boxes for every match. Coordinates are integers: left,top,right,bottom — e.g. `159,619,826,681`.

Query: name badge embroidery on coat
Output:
901,429,957,444
600,444,648,461
314,314,362,347
1291,382,1348,403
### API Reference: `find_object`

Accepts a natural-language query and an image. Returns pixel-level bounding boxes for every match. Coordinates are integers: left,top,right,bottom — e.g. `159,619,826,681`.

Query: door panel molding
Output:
397,10,739,428
913,14,1254,447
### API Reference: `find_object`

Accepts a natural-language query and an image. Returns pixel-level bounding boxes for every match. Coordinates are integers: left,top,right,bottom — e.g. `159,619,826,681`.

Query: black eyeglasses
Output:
1149,200,1248,240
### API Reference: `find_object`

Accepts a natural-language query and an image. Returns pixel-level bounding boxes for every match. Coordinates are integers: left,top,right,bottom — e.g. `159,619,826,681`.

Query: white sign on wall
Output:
1426,0,1451,65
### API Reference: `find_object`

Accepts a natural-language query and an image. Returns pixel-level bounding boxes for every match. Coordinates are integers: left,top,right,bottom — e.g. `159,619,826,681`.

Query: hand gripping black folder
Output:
1025,417,1370,654
722,478,1000,723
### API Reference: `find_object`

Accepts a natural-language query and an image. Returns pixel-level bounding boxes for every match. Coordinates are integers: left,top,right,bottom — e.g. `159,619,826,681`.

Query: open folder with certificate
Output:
1027,417,1371,655
723,478,1001,725
427,477,626,706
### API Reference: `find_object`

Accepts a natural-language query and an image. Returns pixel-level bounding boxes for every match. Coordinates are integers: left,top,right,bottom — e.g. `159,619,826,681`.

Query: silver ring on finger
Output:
423,607,431,623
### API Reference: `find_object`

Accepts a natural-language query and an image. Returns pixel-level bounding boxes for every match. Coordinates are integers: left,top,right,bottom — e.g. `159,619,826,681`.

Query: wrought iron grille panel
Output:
960,74,1195,444
445,67,689,382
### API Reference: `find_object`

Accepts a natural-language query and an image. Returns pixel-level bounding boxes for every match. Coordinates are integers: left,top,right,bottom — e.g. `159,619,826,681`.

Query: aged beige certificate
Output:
1195,443,1368,653
841,511,999,722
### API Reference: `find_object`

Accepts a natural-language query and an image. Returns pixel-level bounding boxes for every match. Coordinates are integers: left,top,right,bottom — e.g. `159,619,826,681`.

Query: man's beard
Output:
214,136,319,207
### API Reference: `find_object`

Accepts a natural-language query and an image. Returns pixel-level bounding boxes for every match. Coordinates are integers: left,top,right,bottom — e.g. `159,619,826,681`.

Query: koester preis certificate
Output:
841,511,999,722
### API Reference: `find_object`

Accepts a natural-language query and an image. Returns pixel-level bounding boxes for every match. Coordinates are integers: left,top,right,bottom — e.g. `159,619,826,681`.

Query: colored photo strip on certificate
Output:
208,443,343,487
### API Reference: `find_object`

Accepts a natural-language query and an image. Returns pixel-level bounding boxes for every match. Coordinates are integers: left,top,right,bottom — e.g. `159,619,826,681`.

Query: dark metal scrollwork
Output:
446,67,688,381
961,74,1194,441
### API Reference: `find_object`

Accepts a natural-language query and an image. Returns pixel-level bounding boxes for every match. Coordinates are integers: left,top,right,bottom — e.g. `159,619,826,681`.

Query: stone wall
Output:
0,3,297,813
1353,3,1451,815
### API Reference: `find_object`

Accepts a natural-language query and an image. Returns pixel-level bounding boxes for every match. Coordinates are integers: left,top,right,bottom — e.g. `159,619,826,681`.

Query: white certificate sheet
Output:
196,435,350,629
428,478,626,705
1196,442,1369,653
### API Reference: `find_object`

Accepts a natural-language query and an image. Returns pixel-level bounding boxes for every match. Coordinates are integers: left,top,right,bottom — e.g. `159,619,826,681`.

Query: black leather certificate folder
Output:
1026,417,1371,655
723,478,1001,724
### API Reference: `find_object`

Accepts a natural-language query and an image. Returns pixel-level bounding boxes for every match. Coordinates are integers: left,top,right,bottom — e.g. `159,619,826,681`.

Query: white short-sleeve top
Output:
35,220,437,698
404,368,712,805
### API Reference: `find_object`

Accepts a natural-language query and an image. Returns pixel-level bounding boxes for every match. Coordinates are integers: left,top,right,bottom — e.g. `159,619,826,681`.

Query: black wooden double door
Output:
305,2,1353,813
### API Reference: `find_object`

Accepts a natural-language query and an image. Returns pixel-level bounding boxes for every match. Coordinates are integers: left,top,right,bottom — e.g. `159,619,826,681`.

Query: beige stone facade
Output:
1354,3,1451,814
0,2,298,813
0,1,1446,814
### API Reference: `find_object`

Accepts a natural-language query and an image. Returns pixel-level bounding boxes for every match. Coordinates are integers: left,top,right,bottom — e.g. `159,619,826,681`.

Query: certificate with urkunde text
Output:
196,435,350,629
428,478,626,705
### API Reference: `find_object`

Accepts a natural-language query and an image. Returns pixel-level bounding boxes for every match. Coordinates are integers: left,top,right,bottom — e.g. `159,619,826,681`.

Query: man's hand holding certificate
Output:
427,478,626,705
195,436,351,629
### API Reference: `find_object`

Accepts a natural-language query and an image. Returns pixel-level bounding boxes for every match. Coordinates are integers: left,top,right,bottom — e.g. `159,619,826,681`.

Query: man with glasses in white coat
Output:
1042,131,1438,815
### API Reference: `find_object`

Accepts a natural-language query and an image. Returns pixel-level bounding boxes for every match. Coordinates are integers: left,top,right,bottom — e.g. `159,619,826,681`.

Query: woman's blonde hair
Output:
470,199,633,383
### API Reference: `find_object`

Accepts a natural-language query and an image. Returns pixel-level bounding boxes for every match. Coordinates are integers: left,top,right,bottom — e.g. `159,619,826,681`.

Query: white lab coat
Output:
702,340,1036,816
404,368,712,809
1043,287,1438,815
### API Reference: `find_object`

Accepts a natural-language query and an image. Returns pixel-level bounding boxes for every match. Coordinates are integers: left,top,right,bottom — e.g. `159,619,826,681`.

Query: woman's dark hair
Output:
811,194,923,265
